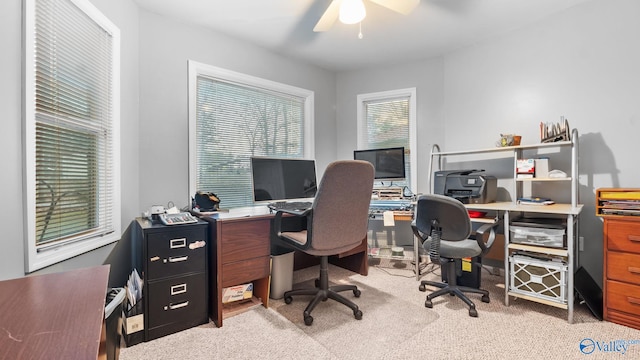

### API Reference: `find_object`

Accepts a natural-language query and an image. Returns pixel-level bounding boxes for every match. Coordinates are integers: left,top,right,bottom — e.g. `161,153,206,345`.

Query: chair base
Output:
419,259,490,317
284,256,363,326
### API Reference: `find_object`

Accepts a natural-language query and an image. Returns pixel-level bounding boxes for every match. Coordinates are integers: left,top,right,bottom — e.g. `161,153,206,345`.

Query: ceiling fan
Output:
314,0,420,32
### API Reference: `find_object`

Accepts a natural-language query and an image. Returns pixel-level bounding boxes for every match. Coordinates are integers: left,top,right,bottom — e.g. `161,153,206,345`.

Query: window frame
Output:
23,0,121,273
356,88,417,193
187,60,315,207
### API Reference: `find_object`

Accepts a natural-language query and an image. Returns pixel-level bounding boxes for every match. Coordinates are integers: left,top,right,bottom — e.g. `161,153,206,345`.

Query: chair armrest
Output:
273,208,313,250
273,208,311,234
474,221,500,255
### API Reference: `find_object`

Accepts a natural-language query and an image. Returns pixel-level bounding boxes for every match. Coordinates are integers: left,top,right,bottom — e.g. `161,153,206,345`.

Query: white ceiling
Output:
132,0,592,72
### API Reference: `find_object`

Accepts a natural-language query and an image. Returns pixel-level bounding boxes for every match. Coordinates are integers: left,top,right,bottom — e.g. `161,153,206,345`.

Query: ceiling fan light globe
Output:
339,0,366,25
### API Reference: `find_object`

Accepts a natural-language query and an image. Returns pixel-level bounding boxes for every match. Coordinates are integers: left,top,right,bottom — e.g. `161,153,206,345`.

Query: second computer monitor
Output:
353,147,406,181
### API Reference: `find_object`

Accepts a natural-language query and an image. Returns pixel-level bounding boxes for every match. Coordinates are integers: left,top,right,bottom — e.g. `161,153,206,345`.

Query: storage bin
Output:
105,288,126,360
509,254,568,304
510,225,565,248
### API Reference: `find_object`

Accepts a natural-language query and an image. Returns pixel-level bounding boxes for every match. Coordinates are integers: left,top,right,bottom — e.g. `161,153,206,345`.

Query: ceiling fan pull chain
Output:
358,22,363,39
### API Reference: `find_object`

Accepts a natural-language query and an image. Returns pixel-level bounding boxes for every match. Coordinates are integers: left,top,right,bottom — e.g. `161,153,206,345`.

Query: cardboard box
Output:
123,300,144,346
516,159,535,175
222,283,253,303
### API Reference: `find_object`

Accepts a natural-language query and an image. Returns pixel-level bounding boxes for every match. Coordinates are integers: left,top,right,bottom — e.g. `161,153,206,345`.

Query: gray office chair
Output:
272,160,374,326
411,194,497,317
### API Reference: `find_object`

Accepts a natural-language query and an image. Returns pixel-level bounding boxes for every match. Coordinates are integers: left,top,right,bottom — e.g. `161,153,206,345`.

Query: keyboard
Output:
268,201,313,212
159,212,198,225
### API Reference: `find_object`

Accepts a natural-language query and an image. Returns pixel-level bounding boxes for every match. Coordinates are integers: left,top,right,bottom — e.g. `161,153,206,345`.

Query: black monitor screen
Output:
353,147,406,181
250,157,317,202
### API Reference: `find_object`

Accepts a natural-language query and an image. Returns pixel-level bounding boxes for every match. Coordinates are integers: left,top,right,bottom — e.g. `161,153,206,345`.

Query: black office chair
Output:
272,160,375,326
411,194,497,317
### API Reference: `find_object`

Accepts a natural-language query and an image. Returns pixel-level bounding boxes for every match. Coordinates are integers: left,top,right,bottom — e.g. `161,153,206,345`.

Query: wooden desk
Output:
200,207,368,327
0,265,110,360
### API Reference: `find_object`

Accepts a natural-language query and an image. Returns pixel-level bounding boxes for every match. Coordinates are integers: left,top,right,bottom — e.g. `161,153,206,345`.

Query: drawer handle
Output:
171,283,187,295
629,235,640,242
627,297,640,306
170,238,187,249
165,301,189,311
628,267,640,275
168,256,188,263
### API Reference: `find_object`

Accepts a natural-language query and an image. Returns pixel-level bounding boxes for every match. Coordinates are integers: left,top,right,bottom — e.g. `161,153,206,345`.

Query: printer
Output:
433,169,497,204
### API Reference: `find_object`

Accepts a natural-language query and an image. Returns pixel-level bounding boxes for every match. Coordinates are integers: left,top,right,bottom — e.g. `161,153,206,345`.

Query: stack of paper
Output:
126,269,143,310
517,197,555,205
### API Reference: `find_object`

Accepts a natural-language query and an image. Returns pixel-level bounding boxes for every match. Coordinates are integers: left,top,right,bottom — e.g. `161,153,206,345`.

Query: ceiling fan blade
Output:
368,0,420,15
313,0,341,32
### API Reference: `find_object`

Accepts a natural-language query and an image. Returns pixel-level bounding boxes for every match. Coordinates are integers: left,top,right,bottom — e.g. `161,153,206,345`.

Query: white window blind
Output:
189,62,314,209
357,88,417,192
24,0,120,271
363,97,410,149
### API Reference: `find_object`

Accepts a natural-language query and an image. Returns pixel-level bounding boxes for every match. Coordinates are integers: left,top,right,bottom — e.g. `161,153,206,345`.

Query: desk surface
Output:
0,265,109,360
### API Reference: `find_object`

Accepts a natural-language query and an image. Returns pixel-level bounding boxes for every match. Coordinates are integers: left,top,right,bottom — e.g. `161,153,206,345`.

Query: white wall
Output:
3,0,637,287
0,0,140,281
336,58,445,196
441,0,640,283
336,0,640,284
137,11,338,212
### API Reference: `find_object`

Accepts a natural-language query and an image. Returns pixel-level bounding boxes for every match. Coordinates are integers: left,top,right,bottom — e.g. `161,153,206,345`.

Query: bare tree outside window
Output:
193,75,308,208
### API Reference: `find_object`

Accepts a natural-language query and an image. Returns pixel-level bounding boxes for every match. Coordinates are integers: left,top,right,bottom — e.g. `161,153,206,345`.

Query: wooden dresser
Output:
598,188,640,329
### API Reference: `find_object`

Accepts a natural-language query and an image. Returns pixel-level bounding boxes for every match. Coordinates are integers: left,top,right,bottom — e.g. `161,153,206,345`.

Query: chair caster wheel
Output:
469,307,478,317
419,284,426,292
304,315,313,326
354,309,363,320
353,289,361,297
284,296,293,304
425,299,433,308
481,295,490,303
315,279,320,288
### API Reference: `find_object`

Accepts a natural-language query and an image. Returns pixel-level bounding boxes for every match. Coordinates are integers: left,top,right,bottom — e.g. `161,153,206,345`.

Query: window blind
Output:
33,0,115,248
363,97,411,187
195,76,306,208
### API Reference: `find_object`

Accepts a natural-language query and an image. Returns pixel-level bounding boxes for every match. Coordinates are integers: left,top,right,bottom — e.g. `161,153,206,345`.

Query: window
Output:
357,88,417,192
23,0,121,272
188,61,314,208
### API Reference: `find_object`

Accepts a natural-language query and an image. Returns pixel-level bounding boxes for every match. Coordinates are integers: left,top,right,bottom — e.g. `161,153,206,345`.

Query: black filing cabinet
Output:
134,217,209,341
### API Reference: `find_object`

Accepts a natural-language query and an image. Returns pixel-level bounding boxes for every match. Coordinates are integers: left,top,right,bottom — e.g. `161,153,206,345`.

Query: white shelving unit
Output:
427,129,583,323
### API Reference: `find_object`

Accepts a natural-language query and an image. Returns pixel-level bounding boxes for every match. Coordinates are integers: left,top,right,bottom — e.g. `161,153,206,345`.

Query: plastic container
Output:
510,225,565,248
105,288,126,360
510,255,568,304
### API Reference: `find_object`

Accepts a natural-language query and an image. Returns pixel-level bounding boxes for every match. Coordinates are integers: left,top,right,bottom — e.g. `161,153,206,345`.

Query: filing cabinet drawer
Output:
222,256,270,288
146,272,207,329
219,219,271,264
606,220,640,254
146,228,207,279
606,280,640,317
607,252,640,286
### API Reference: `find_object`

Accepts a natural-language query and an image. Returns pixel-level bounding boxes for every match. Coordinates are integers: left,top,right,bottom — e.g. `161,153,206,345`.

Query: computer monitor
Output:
250,157,317,203
353,147,406,181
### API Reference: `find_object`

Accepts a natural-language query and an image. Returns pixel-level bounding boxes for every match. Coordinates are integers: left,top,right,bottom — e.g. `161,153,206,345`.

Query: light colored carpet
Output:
270,265,439,359
119,261,640,360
